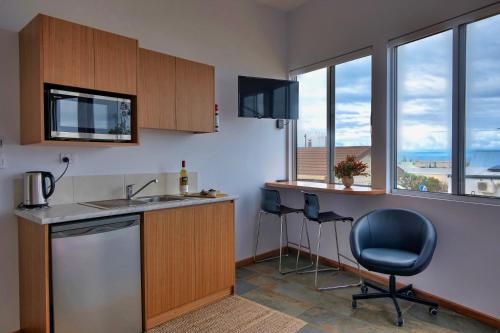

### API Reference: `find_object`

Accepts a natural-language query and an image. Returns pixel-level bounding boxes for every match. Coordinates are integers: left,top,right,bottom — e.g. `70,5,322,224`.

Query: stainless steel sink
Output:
81,195,190,210
136,195,188,203
82,199,145,209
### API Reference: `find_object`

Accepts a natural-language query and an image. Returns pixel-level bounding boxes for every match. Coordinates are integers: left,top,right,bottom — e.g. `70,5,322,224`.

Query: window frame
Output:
389,3,500,201
290,47,373,185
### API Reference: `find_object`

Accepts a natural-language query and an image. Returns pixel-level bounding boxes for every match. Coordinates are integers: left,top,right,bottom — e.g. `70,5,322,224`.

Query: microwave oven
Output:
45,87,133,142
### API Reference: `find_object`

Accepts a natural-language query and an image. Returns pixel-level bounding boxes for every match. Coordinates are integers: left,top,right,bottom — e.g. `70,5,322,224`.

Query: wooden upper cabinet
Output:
42,16,95,89
138,48,176,130
175,58,215,133
94,29,138,95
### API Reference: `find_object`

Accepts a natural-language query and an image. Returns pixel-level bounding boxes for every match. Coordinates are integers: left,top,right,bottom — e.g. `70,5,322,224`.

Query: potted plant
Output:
334,155,369,188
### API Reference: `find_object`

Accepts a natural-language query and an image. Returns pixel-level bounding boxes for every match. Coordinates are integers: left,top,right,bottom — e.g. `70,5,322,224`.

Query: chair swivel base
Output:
351,275,439,327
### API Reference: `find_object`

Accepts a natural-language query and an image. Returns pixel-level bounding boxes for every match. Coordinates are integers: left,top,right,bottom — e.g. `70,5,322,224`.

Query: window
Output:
395,31,453,193
335,56,372,185
295,51,372,185
392,9,500,199
465,14,500,197
296,68,328,181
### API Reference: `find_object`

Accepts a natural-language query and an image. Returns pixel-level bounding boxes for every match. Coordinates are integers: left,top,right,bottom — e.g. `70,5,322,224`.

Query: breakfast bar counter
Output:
265,181,385,196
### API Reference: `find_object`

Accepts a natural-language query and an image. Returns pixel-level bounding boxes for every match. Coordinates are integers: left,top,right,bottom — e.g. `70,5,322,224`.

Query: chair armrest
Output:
413,222,437,272
350,216,371,260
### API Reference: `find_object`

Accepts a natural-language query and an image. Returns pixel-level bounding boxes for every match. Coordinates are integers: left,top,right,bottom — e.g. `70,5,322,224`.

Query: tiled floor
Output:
236,257,498,333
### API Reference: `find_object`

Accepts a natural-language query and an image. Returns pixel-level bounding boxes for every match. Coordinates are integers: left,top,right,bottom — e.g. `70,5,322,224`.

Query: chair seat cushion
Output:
317,211,353,223
361,248,418,268
279,205,302,215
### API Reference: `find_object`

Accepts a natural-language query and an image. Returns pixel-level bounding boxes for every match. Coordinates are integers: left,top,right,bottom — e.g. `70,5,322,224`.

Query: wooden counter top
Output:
265,181,385,196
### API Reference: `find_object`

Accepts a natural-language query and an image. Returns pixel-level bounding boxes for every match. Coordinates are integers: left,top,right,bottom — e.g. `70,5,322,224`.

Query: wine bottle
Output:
179,160,189,194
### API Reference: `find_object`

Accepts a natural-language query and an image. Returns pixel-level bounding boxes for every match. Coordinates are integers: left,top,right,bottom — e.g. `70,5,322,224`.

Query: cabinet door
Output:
138,48,176,129
194,201,235,299
175,58,215,133
143,207,196,324
94,29,137,95
42,15,94,89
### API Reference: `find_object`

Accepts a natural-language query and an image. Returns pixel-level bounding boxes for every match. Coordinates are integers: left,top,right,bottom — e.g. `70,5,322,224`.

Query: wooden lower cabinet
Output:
143,201,235,329
18,218,50,333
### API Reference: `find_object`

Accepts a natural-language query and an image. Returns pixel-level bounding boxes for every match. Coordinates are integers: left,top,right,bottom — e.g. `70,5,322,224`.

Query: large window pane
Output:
465,14,500,197
335,56,372,186
296,68,328,181
396,31,453,193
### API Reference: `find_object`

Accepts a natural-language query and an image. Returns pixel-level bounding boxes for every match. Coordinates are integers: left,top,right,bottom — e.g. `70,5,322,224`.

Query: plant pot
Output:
342,176,354,188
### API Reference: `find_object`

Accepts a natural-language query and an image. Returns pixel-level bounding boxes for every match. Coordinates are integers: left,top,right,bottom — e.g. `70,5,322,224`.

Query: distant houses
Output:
297,146,372,185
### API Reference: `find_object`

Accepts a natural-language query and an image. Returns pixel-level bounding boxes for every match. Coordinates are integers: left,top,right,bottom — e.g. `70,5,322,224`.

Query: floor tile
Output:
406,303,497,333
297,324,330,333
239,262,496,333
242,287,313,317
235,279,258,295
236,267,257,280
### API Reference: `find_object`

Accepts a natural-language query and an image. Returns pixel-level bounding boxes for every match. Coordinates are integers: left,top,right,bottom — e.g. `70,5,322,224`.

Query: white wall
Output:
287,0,500,320
0,1,288,331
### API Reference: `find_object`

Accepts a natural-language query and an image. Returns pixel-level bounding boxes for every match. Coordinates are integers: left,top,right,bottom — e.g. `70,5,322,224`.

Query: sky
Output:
296,56,371,148
297,13,500,157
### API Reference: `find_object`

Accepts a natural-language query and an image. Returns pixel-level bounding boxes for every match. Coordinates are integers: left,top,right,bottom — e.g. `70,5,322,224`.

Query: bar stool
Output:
254,188,314,274
299,192,362,290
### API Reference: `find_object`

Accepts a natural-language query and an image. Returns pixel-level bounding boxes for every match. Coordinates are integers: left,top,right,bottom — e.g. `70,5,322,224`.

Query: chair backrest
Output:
303,192,320,220
260,188,281,214
353,209,436,254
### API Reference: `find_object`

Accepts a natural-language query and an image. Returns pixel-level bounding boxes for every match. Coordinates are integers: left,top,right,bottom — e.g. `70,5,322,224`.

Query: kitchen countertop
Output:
15,195,238,225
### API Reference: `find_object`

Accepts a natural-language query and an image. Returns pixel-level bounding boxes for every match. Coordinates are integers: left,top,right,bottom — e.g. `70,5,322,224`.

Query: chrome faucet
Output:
126,179,159,199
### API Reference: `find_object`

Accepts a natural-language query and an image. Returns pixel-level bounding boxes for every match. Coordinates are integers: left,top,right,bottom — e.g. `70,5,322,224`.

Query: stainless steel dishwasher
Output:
51,215,142,333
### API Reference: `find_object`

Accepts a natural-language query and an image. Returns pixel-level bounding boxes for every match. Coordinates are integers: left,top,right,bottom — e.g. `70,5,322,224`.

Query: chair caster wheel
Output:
361,285,368,294
352,300,357,309
397,317,404,327
405,290,415,297
429,307,438,316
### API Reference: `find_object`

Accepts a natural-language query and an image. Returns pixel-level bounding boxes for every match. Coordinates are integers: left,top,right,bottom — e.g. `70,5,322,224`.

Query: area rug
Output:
148,296,306,333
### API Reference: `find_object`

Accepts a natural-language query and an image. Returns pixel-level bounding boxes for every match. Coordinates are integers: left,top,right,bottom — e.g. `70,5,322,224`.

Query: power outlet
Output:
60,152,76,164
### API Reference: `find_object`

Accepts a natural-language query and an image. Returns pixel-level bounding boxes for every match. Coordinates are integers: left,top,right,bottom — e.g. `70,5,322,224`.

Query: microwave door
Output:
51,95,95,139
92,98,131,141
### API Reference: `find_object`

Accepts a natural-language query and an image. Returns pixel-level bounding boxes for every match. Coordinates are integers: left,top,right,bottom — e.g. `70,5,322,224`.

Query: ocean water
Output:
398,150,500,167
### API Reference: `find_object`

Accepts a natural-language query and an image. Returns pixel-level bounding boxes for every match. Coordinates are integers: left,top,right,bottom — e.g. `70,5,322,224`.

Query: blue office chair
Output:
350,209,439,326
254,188,313,274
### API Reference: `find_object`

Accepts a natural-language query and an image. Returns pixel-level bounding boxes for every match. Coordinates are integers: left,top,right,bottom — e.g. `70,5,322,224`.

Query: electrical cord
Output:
55,157,70,183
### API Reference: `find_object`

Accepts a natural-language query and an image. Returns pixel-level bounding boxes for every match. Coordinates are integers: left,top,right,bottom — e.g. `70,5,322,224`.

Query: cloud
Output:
398,123,450,151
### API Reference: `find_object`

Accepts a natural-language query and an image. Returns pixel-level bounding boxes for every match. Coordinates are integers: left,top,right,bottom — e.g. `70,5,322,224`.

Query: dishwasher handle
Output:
51,216,140,239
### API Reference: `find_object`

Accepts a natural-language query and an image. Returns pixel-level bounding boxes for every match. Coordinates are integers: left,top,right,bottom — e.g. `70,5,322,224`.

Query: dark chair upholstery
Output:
261,188,302,216
303,192,353,223
350,209,439,326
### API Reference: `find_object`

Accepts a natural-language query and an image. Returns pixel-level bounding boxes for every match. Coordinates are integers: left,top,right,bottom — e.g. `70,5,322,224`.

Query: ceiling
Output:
255,0,309,12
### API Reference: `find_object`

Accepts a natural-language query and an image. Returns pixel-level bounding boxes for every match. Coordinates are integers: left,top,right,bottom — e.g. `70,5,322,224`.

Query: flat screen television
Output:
238,76,298,119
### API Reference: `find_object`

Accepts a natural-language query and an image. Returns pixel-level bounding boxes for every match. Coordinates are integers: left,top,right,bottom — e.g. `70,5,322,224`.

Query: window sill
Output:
265,181,385,196
390,189,500,207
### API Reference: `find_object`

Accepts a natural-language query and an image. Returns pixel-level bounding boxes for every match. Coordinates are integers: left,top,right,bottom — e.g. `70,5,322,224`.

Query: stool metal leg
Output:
253,210,263,263
254,211,287,263
316,220,362,291
294,217,314,273
279,214,314,274
254,211,313,274
314,223,322,288
298,220,340,276
298,219,362,291
278,215,285,273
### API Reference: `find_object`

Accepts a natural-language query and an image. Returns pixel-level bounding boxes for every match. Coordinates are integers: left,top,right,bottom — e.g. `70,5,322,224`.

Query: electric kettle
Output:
23,171,56,208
